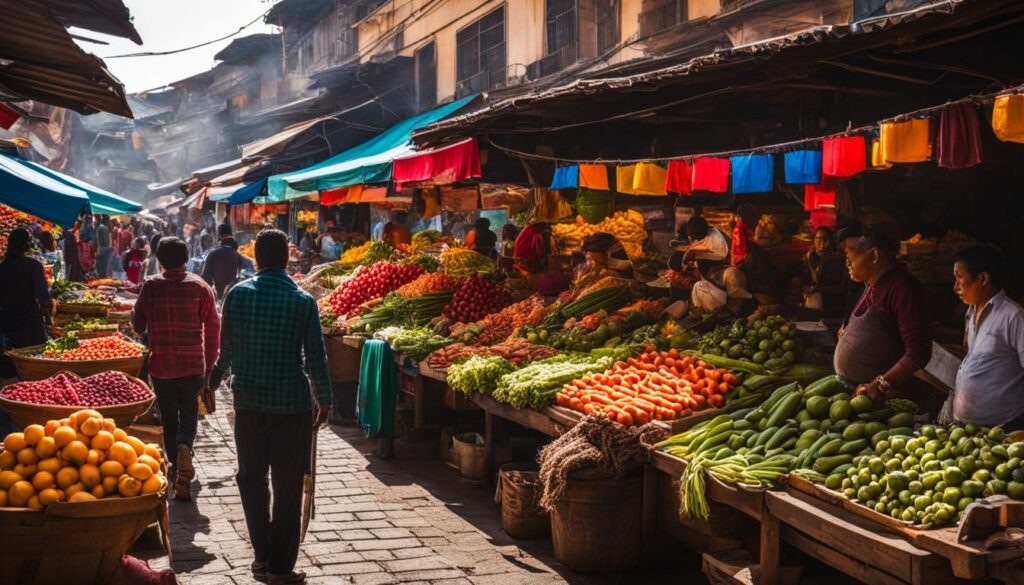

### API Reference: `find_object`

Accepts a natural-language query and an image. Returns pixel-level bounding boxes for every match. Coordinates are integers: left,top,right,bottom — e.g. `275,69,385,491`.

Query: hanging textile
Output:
357,340,397,439
992,95,1024,143
730,154,774,193
550,165,580,190
822,136,866,177
0,103,20,130
691,157,731,193
360,187,389,203
439,186,479,212
321,184,363,206
937,103,982,169
665,159,693,195
421,189,440,219
632,162,668,196
880,119,932,163
533,187,573,222
615,165,637,195
783,150,822,184
578,164,609,190
804,178,837,212
392,137,482,189
870,138,892,170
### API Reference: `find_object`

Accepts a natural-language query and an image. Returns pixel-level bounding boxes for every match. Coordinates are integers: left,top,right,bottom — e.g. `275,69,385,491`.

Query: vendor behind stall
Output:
572,232,631,290
671,217,751,312
946,246,1024,429
835,223,932,402
383,212,411,247
468,217,498,258
798,227,850,316
514,222,550,274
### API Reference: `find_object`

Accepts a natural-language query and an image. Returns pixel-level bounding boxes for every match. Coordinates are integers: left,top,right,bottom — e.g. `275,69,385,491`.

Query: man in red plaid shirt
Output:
132,236,220,501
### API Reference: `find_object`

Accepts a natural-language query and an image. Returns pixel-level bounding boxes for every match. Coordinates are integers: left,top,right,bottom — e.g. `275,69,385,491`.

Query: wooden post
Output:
760,507,781,585
641,464,659,561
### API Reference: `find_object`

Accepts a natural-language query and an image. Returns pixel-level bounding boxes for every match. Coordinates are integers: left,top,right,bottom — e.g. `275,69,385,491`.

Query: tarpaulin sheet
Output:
0,154,88,226
268,95,477,201
213,178,268,205
392,137,481,189
18,158,142,214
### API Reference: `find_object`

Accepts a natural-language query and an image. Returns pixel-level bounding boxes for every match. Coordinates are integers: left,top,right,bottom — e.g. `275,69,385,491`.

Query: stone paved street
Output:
139,388,701,584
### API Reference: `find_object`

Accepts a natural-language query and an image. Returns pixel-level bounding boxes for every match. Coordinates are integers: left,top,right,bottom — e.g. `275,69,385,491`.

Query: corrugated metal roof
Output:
33,0,142,44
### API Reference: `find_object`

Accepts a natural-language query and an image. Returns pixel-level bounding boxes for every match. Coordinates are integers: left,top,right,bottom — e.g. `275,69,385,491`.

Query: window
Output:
540,0,618,75
639,0,687,36
456,7,506,97
546,0,577,58
415,42,436,112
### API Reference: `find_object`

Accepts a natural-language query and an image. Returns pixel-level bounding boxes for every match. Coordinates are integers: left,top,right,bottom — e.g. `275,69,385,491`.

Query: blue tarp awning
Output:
210,178,267,205
266,95,478,202
0,154,89,226
18,159,143,215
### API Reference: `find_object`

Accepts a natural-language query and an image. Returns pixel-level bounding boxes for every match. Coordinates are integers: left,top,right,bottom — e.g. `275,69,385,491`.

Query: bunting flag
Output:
804,178,837,211
880,119,932,163
992,95,1024,143
321,184,363,206
691,157,731,192
578,164,609,190
631,162,668,195
870,138,892,170
783,150,822,184
822,136,866,177
937,103,982,169
550,164,580,189
665,159,693,195
615,165,637,195
730,154,774,193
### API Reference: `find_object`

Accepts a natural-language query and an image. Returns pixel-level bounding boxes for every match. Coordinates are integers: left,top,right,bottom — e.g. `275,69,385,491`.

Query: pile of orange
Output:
55,336,145,361
0,409,165,509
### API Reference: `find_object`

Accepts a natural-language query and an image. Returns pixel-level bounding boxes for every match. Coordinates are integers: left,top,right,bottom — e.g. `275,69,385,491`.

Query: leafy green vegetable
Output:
449,355,515,396
492,355,613,409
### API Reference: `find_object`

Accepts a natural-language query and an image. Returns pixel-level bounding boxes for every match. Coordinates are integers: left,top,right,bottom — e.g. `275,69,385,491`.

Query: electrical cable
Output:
103,10,272,58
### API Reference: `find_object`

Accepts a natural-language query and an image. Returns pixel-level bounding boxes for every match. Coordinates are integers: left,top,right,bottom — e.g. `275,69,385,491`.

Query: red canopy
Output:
392,138,481,189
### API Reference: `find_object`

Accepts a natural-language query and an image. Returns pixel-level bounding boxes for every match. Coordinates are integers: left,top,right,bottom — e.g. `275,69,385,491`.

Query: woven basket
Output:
5,345,146,381
0,372,154,428
56,303,109,317
0,490,168,584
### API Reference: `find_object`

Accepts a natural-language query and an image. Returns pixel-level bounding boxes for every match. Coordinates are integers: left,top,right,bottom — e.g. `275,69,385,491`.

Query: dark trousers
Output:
151,374,204,459
235,410,311,575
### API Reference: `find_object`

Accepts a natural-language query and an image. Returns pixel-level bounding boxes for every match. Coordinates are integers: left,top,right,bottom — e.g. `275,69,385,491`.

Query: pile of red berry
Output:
325,262,423,317
1,371,152,407
443,276,511,324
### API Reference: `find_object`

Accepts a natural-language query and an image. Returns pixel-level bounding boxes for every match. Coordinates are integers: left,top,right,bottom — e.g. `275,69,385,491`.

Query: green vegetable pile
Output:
63,318,115,332
382,327,454,362
448,355,515,396
696,316,803,370
492,355,614,410
44,333,80,354
354,291,454,333
364,240,396,265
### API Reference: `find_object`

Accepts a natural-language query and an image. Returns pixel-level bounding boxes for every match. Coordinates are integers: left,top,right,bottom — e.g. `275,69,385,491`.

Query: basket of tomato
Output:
5,334,147,381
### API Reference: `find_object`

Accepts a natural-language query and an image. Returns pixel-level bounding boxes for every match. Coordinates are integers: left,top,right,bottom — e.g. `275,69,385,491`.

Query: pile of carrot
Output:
554,349,738,426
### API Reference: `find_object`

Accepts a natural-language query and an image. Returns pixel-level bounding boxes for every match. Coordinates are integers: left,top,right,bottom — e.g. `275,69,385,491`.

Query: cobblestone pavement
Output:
141,390,701,584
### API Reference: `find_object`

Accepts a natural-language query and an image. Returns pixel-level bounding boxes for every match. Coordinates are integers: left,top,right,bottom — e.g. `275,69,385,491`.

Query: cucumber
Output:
745,410,766,423
766,423,796,450
798,434,833,468
755,427,779,448
831,463,853,476
889,426,914,437
733,419,754,432
766,392,802,427
730,407,757,421
838,439,869,455
812,454,854,475
818,438,844,458
799,419,820,432
804,375,849,398
888,412,914,428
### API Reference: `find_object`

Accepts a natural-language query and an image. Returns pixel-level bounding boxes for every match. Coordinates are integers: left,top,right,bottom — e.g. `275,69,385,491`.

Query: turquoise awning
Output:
19,159,143,215
0,154,89,226
266,95,478,202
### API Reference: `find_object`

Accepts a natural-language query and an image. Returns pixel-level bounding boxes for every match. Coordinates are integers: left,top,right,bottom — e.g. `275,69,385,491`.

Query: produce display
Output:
0,203,34,255
37,334,144,361
551,211,647,259
321,262,424,318
443,276,511,324
0,409,166,508
426,337,559,370
57,290,109,305
696,316,806,370
353,291,454,333
379,328,454,362
439,248,496,277
364,240,397,265
394,272,462,298
340,241,371,267
1,372,152,407
541,286,631,330
449,295,549,346
554,350,740,426
62,318,118,333
410,230,455,253
448,356,516,396
492,354,615,410
239,240,255,259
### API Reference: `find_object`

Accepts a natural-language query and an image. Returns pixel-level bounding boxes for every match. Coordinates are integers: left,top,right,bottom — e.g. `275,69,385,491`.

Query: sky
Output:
72,0,278,94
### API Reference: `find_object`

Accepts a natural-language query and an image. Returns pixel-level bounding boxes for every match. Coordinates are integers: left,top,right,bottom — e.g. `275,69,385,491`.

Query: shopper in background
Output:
208,229,331,585
62,226,85,282
95,215,114,278
799,227,849,316
470,217,498,259
132,237,220,502
382,212,411,247
201,224,247,299
123,237,148,285
144,234,163,279
0,228,53,350
946,246,1024,429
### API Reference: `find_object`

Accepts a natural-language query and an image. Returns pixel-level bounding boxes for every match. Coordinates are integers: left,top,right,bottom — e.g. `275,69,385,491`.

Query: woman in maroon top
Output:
834,224,932,403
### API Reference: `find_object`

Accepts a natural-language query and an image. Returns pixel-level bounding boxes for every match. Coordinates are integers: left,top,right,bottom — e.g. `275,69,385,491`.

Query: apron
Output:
833,289,905,384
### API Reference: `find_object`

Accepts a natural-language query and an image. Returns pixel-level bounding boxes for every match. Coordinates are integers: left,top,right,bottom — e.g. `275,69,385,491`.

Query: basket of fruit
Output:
0,410,169,584
0,372,155,428
6,334,146,381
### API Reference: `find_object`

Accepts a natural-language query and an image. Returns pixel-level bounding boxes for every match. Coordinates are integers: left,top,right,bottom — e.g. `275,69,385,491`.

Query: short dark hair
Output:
217,223,233,238
255,229,289,270
954,245,1006,288
156,236,188,269
6,228,31,258
686,216,709,241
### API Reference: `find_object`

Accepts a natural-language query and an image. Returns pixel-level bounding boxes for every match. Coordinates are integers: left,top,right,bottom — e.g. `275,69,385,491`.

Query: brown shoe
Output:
174,445,194,501
267,571,305,584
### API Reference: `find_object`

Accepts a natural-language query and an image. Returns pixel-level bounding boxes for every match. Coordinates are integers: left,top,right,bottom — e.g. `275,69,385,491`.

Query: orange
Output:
108,442,137,468
86,449,104,466
70,409,102,427
127,462,153,481
64,482,86,498
144,444,162,462
57,418,71,428
113,429,129,442
79,417,102,437
35,436,57,459
0,489,7,507
117,475,141,497
37,457,61,475
55,467,79,489
31,471,55,491
23,425,45,446
101,419,116,433
79,464,101,489
125,436,146,457
38,487,62,505
76,432,90,445
14,464,37,479
17,447,38,466
91,485,106,499
44,420,60,436
91,430,114,451
8,480,34,506
141,475,166,495
0,470,21,489
137,454,161,475
52,426,77,448
27,495,43,510
0,449,15,470
62,441,89,466
4,432,26,453
100,460,124,477
102,475,119,495
68,491,96,503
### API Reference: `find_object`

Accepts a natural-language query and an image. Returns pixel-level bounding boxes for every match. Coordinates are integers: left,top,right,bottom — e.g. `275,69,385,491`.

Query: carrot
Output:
583,403,598,415
555,393,569,407
668,348,680,359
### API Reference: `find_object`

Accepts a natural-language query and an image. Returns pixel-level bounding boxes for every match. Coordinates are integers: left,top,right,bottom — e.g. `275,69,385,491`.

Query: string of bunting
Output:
486,84,1024,200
